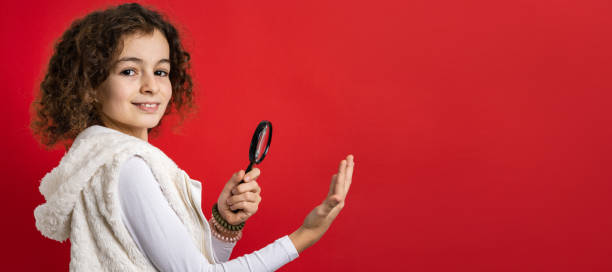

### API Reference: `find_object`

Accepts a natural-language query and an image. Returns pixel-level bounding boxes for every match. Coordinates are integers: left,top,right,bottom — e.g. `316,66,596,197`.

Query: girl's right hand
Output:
289,154,355,253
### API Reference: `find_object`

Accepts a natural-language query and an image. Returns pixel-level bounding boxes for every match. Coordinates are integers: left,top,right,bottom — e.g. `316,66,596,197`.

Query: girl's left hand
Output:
216,168,262,225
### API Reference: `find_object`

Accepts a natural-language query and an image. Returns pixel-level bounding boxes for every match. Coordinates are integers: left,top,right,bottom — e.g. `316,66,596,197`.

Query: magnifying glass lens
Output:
254,126,269,162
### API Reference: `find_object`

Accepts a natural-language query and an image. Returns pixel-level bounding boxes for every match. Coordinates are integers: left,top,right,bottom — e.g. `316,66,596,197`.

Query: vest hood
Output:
33,125,148,241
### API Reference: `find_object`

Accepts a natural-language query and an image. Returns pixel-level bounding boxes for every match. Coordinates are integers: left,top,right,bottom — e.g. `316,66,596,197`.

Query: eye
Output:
120,69,136,76
155,70,169,77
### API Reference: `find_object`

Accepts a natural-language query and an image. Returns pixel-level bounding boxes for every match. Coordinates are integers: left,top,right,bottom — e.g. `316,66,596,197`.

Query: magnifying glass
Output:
245,120,272,174
232,120,272,213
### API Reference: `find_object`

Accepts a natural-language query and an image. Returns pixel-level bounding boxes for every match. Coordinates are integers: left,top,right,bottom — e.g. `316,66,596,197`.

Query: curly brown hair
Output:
31,3,195,149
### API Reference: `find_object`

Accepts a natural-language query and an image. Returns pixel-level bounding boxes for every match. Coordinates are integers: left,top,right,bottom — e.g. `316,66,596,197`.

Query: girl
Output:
31,3,355,271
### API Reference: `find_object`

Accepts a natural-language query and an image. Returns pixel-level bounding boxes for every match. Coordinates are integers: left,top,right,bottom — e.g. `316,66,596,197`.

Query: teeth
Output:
137,103,157,108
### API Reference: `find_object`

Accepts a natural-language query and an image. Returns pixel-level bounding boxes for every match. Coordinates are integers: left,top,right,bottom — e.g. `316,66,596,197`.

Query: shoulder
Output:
119,156,156,185
122,155,151,172
118,155,161,200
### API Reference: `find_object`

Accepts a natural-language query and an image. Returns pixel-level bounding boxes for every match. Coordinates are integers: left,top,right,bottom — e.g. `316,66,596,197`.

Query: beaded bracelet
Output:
212,203,245,231
210,216,241,236
209,217,242,243
210,216,237,234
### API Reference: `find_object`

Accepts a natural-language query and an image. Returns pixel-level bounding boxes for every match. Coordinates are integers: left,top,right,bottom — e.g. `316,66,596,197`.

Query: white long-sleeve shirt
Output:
118,156,299,271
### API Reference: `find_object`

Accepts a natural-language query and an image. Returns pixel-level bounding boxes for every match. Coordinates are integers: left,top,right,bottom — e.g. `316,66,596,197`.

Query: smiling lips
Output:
132,102,160,113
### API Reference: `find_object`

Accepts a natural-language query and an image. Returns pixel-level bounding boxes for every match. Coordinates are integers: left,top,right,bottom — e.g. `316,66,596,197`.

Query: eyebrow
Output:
116,57,170,65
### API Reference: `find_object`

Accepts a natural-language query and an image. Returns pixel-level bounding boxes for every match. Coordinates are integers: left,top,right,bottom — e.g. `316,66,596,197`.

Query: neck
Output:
100,116,148,142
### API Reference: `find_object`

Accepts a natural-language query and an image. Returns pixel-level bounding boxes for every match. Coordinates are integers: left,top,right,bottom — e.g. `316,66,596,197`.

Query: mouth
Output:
132,102,161,113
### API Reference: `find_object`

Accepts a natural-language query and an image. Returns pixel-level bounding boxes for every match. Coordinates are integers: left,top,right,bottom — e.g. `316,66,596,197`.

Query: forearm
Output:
288,227,321,254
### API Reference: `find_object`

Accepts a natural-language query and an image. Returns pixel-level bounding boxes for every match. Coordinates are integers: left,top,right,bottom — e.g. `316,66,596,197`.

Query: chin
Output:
151,117,165,128
144,121,161,129
136,118,161,130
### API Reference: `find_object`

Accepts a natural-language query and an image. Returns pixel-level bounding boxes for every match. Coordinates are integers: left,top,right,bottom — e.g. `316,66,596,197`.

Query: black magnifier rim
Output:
249,120,272,164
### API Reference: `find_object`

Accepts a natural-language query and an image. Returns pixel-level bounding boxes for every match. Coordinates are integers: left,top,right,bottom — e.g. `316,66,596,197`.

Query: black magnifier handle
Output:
241,162,255,183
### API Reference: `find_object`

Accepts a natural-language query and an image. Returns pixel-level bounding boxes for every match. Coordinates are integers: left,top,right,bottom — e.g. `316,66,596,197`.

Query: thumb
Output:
225,170,245,192
322,195,342,214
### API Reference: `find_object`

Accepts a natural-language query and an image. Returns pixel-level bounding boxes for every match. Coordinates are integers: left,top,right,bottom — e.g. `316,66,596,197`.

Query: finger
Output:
240,201,259,216
230,201,257,214
327,174,338,197
344,155,355,195
232,180,261,195
243,167,261,182
335,159,347,196
227,192,260,205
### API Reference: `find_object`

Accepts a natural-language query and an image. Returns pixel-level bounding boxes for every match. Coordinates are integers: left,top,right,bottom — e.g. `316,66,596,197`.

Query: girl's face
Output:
97,29,172,141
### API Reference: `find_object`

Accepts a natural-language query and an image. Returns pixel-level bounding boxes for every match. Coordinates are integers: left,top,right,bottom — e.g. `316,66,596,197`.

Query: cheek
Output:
102,81,133,112
108,91,131,104
161,81,173,103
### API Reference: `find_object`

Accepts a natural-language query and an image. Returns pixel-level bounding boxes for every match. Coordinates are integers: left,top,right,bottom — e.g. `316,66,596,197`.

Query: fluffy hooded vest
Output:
34,125,217,271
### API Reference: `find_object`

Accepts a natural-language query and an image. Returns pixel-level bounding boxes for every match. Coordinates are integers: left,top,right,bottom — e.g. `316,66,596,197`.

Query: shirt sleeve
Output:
211,234,236,262
118,156,299,272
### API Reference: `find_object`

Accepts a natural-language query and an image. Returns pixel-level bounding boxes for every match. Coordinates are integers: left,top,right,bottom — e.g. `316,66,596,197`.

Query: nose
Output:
140,72,159,95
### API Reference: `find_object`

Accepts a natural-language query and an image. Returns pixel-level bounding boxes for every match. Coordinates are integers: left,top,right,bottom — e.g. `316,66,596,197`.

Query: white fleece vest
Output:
34,125,216,271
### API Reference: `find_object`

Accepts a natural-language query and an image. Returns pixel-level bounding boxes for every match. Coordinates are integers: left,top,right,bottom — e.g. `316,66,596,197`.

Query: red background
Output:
2,0,612,271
